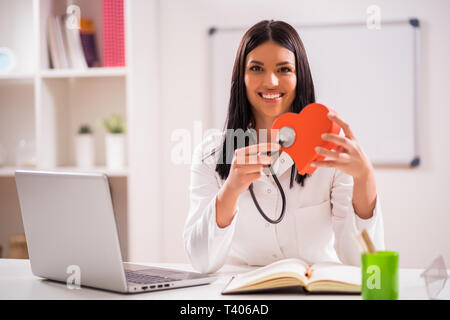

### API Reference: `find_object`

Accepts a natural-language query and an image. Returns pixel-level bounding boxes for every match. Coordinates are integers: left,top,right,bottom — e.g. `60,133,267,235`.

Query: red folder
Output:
102,0,125,67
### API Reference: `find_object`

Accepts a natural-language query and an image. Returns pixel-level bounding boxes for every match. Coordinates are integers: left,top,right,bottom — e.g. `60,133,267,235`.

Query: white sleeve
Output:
182,143,238,274
331,169,385,266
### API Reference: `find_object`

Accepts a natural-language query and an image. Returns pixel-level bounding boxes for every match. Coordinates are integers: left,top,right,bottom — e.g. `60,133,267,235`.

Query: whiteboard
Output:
209,20,420,166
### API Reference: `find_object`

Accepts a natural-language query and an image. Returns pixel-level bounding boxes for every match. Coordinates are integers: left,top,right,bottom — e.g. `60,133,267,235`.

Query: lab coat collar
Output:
261,151,294,179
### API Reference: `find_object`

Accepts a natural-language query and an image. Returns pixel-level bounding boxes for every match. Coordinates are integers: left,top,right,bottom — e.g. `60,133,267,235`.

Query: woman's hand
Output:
216,142,280,228
311,112,373,180
311,113,377,219
225,143,279,195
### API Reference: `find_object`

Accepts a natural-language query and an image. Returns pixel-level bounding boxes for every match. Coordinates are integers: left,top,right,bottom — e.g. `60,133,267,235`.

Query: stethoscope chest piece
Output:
249,103,341,224
277,126,296,148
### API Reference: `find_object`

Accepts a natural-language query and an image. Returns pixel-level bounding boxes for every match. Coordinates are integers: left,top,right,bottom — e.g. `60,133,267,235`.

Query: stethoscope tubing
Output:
246,128,296,224
248,163,287,224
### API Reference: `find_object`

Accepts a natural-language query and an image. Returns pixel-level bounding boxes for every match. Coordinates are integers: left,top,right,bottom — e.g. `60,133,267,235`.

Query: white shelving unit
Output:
1,0,163,264
0,0,129,174
40,67,128,78
0,0,135,260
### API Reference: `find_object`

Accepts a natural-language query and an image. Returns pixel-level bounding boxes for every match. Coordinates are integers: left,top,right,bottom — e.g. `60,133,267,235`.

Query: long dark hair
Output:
215,20,316,186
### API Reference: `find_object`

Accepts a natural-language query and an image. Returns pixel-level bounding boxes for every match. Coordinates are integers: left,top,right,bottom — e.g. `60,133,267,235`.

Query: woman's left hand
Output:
311,112,374,180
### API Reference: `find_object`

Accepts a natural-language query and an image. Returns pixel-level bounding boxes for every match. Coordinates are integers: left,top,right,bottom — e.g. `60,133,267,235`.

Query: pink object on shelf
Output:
102,0,125,67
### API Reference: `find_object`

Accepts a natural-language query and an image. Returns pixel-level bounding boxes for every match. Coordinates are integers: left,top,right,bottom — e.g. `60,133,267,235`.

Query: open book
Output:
222,258,361,294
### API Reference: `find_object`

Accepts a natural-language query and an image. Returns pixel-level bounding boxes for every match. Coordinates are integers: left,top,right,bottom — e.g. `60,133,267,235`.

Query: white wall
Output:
127,0,163,262
157,0,450,268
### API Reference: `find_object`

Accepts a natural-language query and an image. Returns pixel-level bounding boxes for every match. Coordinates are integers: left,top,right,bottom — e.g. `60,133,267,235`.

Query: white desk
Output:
0,259,432,300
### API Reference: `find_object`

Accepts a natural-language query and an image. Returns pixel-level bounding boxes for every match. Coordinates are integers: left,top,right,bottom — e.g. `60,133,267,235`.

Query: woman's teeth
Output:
260,93,283,99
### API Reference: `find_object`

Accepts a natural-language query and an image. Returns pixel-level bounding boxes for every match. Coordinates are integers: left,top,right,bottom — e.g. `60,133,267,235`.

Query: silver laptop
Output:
15,170,216,293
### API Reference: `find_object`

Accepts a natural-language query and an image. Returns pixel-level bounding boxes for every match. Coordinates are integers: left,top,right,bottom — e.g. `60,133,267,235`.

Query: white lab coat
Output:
183,133,385,274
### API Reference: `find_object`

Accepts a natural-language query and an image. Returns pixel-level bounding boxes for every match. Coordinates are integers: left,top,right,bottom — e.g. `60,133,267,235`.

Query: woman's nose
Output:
263,72,279,87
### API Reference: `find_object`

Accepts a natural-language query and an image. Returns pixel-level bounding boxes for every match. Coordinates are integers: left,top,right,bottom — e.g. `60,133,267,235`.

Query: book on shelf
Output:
80,18,100,68
221,258,361,294
47,14,90,70
62,14,88,70
47,16,59,68
103,0,125,67
47,16,69,69
47,0,125,70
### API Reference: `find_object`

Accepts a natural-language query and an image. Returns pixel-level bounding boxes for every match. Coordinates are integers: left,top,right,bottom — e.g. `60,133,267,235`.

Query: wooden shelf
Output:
40,67,128,79
0,166,128,177
0,73,34,83
0,68,127,82
0,72,34,79
0,167,17,177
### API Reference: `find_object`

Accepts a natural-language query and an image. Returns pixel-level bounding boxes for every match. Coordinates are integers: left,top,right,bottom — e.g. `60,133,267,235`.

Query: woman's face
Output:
244,40,297,127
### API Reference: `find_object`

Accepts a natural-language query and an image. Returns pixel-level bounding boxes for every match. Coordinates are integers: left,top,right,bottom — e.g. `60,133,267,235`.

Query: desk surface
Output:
0,259,431,300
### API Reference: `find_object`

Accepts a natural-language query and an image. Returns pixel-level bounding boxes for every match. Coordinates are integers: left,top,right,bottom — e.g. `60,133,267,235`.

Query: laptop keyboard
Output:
125,270,178,285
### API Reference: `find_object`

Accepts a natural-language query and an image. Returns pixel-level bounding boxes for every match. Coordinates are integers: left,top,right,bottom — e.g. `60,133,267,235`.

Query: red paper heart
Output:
272,103,341,175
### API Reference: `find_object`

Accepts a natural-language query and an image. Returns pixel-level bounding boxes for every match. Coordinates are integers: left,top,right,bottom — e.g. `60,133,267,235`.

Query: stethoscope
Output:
247,126,297,224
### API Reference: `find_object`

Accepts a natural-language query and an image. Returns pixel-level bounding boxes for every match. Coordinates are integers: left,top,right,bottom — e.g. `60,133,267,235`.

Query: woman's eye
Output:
249,66,262,72
279,67,292,73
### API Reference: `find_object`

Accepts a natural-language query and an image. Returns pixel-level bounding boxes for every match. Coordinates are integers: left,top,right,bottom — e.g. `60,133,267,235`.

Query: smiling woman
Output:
183,20,384,274
217,20,315,186
245,42,297,128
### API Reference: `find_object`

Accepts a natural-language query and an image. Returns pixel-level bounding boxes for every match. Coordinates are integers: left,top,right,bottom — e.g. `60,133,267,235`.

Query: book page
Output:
223,258,308,292
310,262,361,286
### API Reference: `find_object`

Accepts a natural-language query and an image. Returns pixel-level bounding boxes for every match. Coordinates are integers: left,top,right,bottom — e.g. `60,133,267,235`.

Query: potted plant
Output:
102,114,126,169
76,124,95,168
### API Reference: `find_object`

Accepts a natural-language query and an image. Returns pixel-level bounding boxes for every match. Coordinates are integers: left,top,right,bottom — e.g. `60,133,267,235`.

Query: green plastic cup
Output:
361,251,399,300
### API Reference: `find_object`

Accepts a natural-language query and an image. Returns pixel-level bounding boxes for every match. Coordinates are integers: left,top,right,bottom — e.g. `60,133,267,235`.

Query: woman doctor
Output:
183,20,384,273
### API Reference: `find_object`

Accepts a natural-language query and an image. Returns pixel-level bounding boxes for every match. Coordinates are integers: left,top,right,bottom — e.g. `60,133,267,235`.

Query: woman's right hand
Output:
225,142,280,195
216,143,280,228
